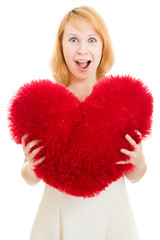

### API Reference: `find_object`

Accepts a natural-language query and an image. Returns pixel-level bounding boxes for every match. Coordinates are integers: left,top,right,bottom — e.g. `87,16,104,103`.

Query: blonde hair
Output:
49,6,114,86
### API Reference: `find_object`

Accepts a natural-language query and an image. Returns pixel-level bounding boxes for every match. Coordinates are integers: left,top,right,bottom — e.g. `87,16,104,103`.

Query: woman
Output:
21,6,147,240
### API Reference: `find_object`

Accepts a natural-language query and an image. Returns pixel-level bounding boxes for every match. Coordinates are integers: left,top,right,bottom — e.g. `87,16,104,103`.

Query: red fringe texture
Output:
8,75,153,198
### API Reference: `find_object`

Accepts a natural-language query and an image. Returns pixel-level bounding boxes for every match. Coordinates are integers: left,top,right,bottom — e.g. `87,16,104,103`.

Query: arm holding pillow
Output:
21,134,45,186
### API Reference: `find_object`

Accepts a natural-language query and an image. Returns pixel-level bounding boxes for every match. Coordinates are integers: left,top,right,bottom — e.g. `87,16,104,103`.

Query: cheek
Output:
63,44,75,66
62,44,69,62
94,47,103,66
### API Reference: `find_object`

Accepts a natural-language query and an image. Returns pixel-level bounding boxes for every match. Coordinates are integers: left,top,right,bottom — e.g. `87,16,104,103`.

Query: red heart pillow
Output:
8,75,153,197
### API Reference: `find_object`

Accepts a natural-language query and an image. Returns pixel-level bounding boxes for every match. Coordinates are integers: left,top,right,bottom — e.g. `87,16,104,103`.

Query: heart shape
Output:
8,75,153,197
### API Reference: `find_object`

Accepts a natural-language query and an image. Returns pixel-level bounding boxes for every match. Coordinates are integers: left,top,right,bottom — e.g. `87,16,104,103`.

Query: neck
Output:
67,76,97,101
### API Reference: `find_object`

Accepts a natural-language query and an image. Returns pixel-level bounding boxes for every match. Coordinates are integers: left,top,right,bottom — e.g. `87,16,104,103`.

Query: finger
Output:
120,148,134,157
21,133,30,150
125,134,137,147
25,139,41,154
33,156,45,167
135,130,143,142
135,129,142,137
115,160,132,165
28,146,44,163
21,133,29,142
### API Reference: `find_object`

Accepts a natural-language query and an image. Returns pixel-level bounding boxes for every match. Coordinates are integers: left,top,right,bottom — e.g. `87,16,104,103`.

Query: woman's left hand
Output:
116,130,147,183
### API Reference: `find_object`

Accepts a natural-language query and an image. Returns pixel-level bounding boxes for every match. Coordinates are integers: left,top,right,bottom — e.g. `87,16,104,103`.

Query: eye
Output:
69,37,78,43
88,38,97,43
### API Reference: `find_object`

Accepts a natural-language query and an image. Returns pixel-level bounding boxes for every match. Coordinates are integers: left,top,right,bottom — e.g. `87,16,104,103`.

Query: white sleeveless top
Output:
30,177,139,240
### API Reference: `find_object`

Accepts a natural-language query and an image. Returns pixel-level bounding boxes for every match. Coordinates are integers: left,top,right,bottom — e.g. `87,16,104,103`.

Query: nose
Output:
77,49,88,55
77,42,88,55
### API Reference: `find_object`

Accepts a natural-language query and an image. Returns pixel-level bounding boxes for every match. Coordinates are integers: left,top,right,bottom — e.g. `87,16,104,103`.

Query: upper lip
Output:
75,59,91,62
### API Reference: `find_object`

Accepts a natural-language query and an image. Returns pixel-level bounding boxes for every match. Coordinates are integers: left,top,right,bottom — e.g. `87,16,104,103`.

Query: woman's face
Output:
62,18,103,82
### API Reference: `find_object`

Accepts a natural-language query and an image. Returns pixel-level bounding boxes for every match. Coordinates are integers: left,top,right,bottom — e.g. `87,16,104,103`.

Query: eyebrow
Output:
67,33,100,38
88,34,99,37
67,34,78,36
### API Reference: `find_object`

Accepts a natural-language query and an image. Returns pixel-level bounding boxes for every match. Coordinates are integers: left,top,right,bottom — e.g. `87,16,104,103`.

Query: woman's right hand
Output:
21,134,45,171
21,134,45,185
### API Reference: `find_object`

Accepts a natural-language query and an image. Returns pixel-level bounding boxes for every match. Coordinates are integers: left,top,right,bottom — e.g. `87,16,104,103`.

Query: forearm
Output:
21,160,40,186
125,162,147,183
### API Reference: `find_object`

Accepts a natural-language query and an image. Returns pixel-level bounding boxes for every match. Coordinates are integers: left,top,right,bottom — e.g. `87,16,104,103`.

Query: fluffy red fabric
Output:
8,75,153,197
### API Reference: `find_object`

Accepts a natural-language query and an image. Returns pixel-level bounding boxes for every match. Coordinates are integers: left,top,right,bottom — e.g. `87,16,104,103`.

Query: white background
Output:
0,0,160,239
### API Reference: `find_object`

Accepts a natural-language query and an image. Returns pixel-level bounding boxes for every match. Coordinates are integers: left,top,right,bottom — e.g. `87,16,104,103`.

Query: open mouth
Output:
75,60,91,69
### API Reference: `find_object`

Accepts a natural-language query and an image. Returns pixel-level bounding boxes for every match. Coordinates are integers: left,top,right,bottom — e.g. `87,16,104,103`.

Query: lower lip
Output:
74,61,91,72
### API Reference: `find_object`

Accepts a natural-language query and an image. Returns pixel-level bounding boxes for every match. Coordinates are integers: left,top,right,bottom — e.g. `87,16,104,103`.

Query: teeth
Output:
79,61,87,63
76,60,90,62
76,60,91,69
